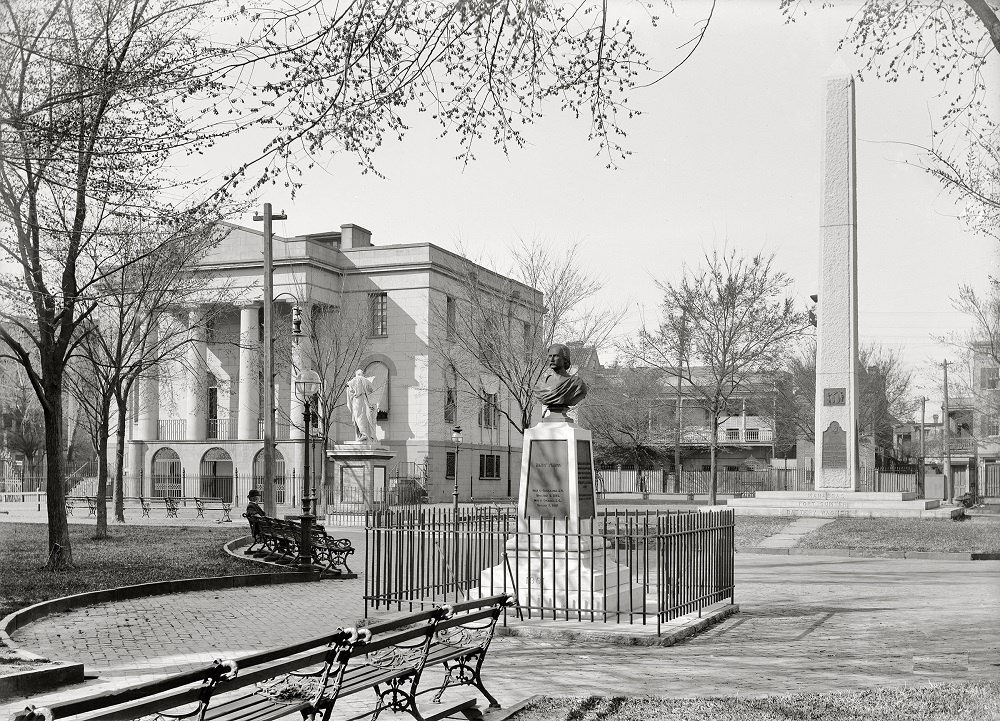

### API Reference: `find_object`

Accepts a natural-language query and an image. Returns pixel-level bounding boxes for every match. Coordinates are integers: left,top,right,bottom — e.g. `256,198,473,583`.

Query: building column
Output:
238,303,261,440
186,309,208,441
135,321,159,443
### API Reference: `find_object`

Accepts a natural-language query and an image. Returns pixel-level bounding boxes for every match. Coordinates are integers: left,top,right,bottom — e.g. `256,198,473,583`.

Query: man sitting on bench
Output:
246,489,265,518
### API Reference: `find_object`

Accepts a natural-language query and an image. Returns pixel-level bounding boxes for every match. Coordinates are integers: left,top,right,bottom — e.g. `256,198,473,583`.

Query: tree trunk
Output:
95,419,110,538
43,384,72,569
114,396,129,523
708,414,718,506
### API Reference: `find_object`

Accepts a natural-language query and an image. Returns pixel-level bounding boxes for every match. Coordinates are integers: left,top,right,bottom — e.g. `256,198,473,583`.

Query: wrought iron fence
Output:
365,507,735,635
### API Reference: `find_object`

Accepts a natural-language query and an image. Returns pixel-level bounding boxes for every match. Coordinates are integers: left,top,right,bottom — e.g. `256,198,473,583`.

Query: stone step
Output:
747,491,919,501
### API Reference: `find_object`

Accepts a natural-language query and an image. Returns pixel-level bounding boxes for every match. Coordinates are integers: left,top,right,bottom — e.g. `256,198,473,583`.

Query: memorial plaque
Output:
576,440,596,518
340,465,367,503
524,439,569,517
822,421,847,469
823,387,846,406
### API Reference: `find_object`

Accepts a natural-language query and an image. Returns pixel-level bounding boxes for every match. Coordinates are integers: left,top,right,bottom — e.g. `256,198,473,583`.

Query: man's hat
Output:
248,489,261,499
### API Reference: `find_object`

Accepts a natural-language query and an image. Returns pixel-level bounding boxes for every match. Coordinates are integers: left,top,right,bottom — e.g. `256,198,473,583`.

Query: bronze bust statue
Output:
534,343,587,416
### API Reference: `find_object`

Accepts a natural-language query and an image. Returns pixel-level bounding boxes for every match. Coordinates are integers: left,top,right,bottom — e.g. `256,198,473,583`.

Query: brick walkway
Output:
3,550,998,714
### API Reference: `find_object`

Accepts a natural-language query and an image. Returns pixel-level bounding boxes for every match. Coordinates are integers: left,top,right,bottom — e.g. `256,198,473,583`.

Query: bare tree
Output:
431,240,625,437
0,0,238,567
580,366,674,469
65,218,231,537
624,250,809,505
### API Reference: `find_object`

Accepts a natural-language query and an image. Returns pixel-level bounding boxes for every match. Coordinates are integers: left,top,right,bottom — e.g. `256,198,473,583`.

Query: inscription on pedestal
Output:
340,465,366,504
576,440,596,518
525,439,569,517
822,421,847,469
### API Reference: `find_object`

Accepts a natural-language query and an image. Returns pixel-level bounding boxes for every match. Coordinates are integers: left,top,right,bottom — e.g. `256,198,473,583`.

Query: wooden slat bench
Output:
195,496,233,522
244,514,355,573
10,595,514,721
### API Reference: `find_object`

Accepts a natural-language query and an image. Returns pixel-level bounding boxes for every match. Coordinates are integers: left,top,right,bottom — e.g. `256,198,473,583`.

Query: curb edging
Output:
739,546,1000,560
494,602,738,648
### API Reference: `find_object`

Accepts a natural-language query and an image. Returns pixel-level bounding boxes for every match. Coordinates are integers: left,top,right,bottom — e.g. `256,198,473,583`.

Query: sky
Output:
229,1,999,413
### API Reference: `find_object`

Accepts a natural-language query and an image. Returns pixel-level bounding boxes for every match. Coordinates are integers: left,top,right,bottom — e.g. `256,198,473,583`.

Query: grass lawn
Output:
0,522,275,620
733,516,790,547
507,682,1000,721
795,517,1000,553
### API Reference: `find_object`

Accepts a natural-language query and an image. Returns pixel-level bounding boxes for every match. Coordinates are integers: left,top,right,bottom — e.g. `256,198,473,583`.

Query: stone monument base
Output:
325,443,395,515
726,491,963,519
475,542,647,616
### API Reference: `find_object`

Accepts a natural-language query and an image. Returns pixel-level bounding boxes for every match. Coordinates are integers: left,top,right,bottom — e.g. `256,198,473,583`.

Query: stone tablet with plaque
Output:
474,412,643,614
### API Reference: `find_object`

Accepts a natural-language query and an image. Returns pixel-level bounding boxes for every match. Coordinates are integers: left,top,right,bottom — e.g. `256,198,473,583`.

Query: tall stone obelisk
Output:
726,65,959,516
814,61,860,491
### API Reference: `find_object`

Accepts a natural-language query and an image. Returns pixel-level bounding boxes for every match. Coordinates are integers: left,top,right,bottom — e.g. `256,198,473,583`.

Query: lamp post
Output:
451,425,463,513
295,368,322,569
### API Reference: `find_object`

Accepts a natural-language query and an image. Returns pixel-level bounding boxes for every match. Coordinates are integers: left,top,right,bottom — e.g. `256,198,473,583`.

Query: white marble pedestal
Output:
325,443,395,513
475,415,645,615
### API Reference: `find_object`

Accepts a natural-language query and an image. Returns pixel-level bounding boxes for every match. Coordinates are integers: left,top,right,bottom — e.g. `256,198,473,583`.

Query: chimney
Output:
340,224,372,248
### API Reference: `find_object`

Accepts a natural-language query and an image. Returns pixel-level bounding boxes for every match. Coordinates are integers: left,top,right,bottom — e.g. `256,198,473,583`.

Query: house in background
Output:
893,342,1000,501
122,222,542,511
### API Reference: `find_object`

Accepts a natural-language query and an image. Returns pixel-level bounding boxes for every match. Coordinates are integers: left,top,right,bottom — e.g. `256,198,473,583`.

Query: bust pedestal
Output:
476,414,645,615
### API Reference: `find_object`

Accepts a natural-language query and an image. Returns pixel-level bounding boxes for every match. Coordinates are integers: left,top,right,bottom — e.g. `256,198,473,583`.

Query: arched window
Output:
199,447,234,502
252,449,287,505
366,360,390,420
151,448,182,498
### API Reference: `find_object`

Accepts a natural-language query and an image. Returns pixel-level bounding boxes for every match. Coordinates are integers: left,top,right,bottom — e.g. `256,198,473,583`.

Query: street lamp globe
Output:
295,368,322,399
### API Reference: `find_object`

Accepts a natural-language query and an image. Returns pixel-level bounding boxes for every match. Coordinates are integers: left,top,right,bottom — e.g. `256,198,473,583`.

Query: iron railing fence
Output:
365,507,735,636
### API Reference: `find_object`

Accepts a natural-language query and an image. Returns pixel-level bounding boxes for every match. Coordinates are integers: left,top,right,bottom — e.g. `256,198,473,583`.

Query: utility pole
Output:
942,360,953,504
918,396,927,498
673,312,686,494
254,203,287,516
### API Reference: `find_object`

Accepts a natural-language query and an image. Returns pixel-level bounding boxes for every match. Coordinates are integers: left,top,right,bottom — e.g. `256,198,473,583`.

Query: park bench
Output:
244,514,355,573
196,496,233,522
11,595,513,721
64,496,96,517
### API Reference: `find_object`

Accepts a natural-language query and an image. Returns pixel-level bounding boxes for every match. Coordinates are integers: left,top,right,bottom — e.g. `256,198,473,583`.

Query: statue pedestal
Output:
475,415,645,615
326,443,395,513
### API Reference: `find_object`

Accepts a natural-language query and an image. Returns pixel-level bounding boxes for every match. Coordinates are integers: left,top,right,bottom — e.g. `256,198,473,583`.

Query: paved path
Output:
755,517,836,548
3,550,998,714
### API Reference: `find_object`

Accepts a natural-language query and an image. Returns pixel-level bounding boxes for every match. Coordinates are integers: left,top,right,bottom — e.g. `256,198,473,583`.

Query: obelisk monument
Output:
814,61,861,491
725,64,959,516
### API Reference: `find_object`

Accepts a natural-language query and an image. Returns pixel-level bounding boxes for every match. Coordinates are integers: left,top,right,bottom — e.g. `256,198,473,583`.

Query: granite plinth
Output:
726,491,963,519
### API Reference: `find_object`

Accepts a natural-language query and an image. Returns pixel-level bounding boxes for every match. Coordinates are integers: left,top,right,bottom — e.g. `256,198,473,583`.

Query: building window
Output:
445,388,457,425
479,454,500,480
446,451,456,480
988,416,1000,437
479,393,499,428
446,296,457,339
369,292,388,337
983,367,999,390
